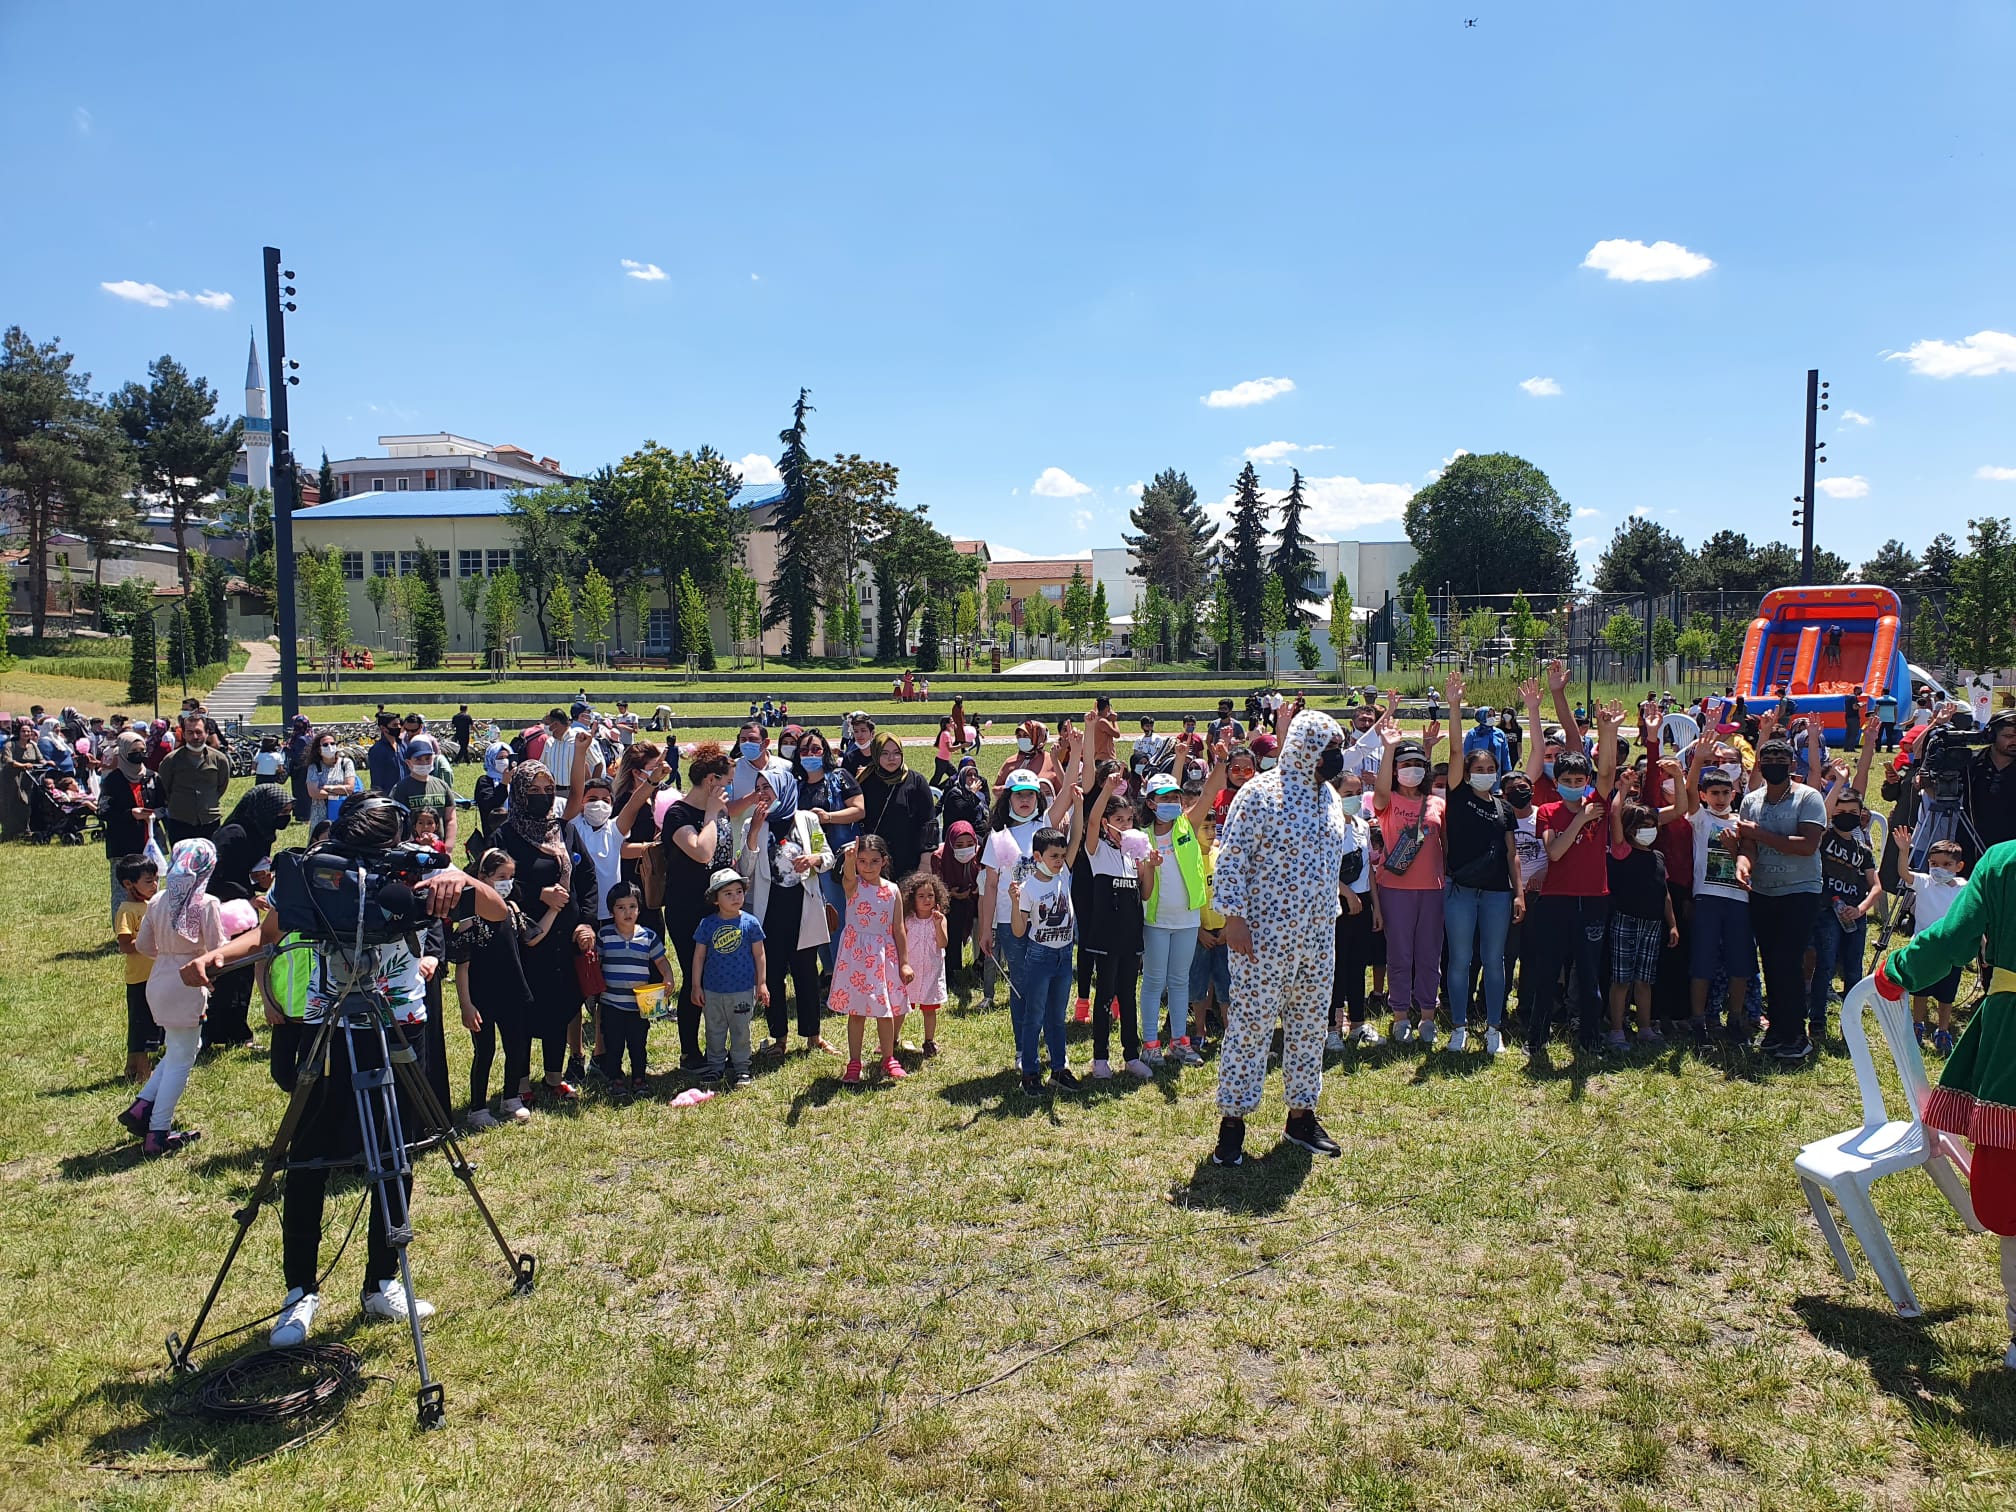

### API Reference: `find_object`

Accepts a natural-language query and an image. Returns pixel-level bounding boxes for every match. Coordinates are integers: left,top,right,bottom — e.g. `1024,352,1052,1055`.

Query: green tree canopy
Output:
504,481,584,652
113,354,240,591
1267,468,1320,628
1859,539,1918,588
1223,461,1271,661
1123,467,1216,603
1327,575,1355,682
1401,452,1575,603
1593,516,1688,596
605,443,741,664
1948,517,2016,673
761,388,818,659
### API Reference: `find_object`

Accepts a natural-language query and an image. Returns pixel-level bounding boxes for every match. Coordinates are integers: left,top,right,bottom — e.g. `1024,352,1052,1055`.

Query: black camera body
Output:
1922,725,1988,803
271,842,451,946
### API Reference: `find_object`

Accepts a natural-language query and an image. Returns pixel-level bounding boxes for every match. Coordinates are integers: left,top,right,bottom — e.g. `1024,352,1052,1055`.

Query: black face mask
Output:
1316,746,1345,781
1832,812,1862,832
1502,785,1532,809
521,790,556,819
1759,762,1791,785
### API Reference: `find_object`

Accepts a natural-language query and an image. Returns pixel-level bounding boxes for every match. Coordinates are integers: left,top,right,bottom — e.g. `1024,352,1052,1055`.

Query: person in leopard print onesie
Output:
1209,708,1350,1166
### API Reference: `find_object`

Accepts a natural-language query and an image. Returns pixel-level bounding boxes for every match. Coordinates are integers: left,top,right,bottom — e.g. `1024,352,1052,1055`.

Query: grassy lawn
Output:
2,640,252,722
6,779,2016,1508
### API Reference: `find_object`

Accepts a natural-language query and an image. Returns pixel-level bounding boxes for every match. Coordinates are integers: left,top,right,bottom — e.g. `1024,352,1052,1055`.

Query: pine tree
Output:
1267,469,1319,628
408,543,447,670
166,600,195,680
1223,462,1270,665
317,449,337,505
181,580,212,671
1122,467,1217,603
200,553,231,663
761,388,817,660
126,599,157,707
916,600,942,672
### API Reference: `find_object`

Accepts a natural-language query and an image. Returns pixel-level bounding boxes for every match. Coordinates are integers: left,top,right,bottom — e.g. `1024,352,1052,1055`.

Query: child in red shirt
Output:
1523,702,1622,1055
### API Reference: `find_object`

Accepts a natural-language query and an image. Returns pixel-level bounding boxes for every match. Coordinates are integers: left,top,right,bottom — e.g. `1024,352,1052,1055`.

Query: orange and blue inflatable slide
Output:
1732,584,1907,746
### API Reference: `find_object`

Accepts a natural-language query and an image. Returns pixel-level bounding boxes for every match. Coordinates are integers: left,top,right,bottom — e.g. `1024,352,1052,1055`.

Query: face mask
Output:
492,878,514,899
953,845,978,863
1338,793,1362,817
1469,773,1495,793
1398,764,1427,788
1542,759,1556,778
1016,736,1034,753
408,760,433,778
1033,860,1056,880
1633,827,1657,847
1317,747,1345,781
1929,867,1960,884
1556,782,1587,804
1759,762,1791,785
1705,791,1732,814
319,744,335,761
1832,813,1861,833
583,800,612,826
741,741,763,761
801,755,824,775
1259,756,1277,770
1503,788,1531,809
522,790,555,819
779,745,797,762
1012,802,1037,823
1155,801,1182,822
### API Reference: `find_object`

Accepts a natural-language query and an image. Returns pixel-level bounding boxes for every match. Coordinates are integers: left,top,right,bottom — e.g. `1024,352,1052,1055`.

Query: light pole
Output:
1792,369,1830,584
264,248,303,725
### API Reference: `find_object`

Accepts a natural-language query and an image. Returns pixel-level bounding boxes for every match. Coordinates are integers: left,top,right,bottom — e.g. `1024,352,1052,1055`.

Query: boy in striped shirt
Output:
598,882,673,1093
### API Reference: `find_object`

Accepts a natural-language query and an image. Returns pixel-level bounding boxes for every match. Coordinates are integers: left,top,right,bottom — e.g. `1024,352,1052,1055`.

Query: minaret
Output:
242,330,272,492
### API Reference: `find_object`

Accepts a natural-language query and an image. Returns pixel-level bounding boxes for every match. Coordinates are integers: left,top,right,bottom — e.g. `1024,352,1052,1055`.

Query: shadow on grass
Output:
58,1141,150,1181
49,944,119,963
785,1074,852,1127
190,1143,268,1180
936,1067,1065,1125
40,1074,130,1099
1795,1296,2016,1442
1173,1139,1312,1214
1410,1049,1495,1085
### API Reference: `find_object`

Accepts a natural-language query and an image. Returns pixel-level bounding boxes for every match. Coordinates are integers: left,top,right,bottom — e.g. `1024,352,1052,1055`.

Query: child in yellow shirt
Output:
1187,817,1231,1049
113,854,161,1082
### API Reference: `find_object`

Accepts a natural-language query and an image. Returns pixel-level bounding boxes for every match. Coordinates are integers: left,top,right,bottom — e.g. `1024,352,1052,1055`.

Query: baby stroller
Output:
26,775,93,845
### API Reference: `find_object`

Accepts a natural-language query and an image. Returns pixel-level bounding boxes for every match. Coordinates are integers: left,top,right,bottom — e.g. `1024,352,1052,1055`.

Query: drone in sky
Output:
1465,17,1479,27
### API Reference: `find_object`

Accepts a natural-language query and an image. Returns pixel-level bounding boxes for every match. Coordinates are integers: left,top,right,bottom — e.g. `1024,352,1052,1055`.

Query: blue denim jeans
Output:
1807,904,1867,1031
1188,938,1231,1006
1011,940,1073,1076
1140,924,1199,1045
992,920,1028,1014
1445,884,1512,1027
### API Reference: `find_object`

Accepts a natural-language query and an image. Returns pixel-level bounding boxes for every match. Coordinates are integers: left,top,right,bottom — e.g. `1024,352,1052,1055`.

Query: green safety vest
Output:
270,931,312,1021
1143,815,1208,926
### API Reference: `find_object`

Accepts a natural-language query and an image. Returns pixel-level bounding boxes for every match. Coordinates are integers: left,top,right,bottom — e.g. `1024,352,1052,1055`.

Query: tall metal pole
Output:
1800,368,1819,585
264,248,300,726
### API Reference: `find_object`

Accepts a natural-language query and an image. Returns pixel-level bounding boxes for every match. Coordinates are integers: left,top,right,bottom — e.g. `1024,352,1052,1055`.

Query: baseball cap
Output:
569,700,590,718
704,867,745,900
1005,770,1043,793
1758,738,1795,762
405,734,437,758
1145,773,1181,797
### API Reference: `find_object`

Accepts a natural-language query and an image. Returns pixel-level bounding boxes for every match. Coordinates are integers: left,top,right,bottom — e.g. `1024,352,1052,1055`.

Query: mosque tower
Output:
241,330,271,492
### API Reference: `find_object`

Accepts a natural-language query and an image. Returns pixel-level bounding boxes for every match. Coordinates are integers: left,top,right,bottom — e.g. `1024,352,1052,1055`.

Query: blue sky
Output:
4,2,2011,575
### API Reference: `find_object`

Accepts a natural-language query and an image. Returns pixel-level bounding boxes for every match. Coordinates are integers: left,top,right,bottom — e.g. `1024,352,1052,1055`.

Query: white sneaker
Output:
1171,1042,1204,1066
1348,1023,1383,1046
1124,1057,1153,1079
1325,1030,1346,1052
1485,1028,1504,1057
361,1279,436,1325
1448,1026,1468,1053
466,1108,500,1130
1390,1020,1414,1046
270,1287,319,1347
1091,1058,1113,1079
1417,1021,1437,1050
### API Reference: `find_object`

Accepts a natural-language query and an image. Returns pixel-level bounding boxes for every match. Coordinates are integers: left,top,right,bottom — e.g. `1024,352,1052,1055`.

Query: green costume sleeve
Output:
1888,847,2007,992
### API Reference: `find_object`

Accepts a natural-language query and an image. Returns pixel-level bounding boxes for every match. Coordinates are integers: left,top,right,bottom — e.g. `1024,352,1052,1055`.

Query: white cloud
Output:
1520,376,1562,397
621,259,668,282
1242,440,1332,463
1572,535,1600,551
1574,506,1602,519
1886,330,2016,379
1031,466,1092,498
1425,449,1470,482
101,279,232,310
1818,475,1870,499
1840,409,1873,426
1072,510,1094,531
1580,238,1715,282
989,544,1090,563
1205,474,1415,540
1126,480,1145,498
1630,506,1654,517
1202,376,1295,409
1976,465,2016,482
750,273,760,282
73,106,91,135
735,453,782,486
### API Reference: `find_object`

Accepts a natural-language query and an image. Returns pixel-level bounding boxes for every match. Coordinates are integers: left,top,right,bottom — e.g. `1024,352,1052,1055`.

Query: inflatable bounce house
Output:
1732,584,1909,746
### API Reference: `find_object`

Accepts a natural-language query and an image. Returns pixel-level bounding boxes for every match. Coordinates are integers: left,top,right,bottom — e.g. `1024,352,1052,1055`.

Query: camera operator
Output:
181,796,510,1348
1965,709,2016,852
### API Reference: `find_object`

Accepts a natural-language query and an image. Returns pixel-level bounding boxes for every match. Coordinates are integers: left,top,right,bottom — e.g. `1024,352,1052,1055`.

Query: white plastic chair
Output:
1793,978,1983,1317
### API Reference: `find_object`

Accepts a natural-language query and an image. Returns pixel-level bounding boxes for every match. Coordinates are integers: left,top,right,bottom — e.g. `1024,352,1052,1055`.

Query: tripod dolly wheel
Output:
514,1252,537,1295
417,1380,446,1430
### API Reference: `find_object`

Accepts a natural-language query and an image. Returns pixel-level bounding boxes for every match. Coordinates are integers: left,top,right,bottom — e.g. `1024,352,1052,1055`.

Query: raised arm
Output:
1520,677,1545,785
1372,715,1400,810
1593,701,1622,799
1547,658,1581,747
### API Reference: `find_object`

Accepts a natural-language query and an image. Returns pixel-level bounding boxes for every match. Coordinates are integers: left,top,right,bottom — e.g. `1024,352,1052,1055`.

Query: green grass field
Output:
5,773,2016,1509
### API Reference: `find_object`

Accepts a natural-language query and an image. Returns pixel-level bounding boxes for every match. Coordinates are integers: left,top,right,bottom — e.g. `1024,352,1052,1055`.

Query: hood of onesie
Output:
1280,708,1344,789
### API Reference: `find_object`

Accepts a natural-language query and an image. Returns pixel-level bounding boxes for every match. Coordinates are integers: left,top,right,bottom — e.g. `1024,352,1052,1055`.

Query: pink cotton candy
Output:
218,899,262,937
667,1087,716,1109
1120,830,1153,862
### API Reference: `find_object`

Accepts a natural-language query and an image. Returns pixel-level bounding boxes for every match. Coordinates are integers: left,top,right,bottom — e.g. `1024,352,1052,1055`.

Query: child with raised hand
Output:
1010,820,1086,1095
1606,794,1679,1047
691,870,768,1088
1892,828,1970,1052
830,835,911,1085
600,881,674,1093
1372,698,1446,1047
899,872,950,1057
119,839,227,1155
454,846,566,1126
113,853,161,1083
1081,768,1147,1078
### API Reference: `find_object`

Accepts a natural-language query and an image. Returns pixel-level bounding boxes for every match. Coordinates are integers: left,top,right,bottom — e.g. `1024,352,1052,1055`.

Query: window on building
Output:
486,548,512,575
458,549,483,578
1041,584,1063,601
395,476,409,491
340,476,353,497
424,474,437,491
340,551,364,582
371,477,385,492
646,608,673,651
371,551,395,578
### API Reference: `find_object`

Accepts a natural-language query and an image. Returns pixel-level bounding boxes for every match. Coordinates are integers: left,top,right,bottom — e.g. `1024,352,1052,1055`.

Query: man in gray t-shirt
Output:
1736,737,1827,1060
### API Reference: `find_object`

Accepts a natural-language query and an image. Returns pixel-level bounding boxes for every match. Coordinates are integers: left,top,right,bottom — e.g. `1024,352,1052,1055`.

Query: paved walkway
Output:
1005,657,1119,677
206,640,280,724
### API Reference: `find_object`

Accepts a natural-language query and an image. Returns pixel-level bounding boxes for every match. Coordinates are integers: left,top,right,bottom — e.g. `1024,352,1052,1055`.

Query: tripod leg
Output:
387,1027,535,1292
168,1015,338,1372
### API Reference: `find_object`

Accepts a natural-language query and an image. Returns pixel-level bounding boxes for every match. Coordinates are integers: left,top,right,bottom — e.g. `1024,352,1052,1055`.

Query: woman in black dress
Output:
857,732,936,883
658,741,733,1071
614,739,669,938
204,783,294,1050
452,844,569,1126
491,763,598,1100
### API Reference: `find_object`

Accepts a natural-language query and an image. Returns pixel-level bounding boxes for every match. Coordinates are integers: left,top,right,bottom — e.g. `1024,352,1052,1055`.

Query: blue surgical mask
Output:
801,755,825,775
1338,793,1363,817
740,741,762,761
1155,801,1181,822
1556,782,1587,804
1542,759,1556,778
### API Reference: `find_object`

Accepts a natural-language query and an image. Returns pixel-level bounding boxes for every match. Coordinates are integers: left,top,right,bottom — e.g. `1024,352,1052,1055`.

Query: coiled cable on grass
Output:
183,1342,370,1427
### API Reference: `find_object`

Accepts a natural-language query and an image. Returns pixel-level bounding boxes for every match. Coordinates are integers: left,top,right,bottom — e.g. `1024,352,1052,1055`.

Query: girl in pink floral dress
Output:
831,835,912,1085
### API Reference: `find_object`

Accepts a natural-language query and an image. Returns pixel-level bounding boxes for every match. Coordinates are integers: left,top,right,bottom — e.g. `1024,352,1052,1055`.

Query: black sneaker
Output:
679,1052,708,1072
1283,1111,1341,1157
1689,1018,1710,1047
1212,1116,1246,1166
731,1068,753,1089
1050,1066,1082,1092
1773,1039,1813,1062
1020,1073,1045,1097
564,1057,587,1083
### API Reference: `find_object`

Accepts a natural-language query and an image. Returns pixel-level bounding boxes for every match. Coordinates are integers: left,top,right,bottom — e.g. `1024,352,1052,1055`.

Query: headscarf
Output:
866,732,909,787
483,741,513,785
506,762,569,887
162,837,218,947
935,819,982,891
213,783,294,897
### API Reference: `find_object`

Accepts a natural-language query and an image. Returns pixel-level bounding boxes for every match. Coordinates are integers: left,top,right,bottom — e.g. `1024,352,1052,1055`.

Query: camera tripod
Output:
1873,789,1986,959
166,944,534,1430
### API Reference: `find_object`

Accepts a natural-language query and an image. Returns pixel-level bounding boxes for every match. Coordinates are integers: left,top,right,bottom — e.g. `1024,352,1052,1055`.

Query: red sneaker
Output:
842,1059,863,1086
882,1056,908,1080
1073,997,1092,1023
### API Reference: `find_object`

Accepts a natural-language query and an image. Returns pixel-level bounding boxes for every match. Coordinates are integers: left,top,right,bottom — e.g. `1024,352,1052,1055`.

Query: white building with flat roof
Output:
325,433,574,499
